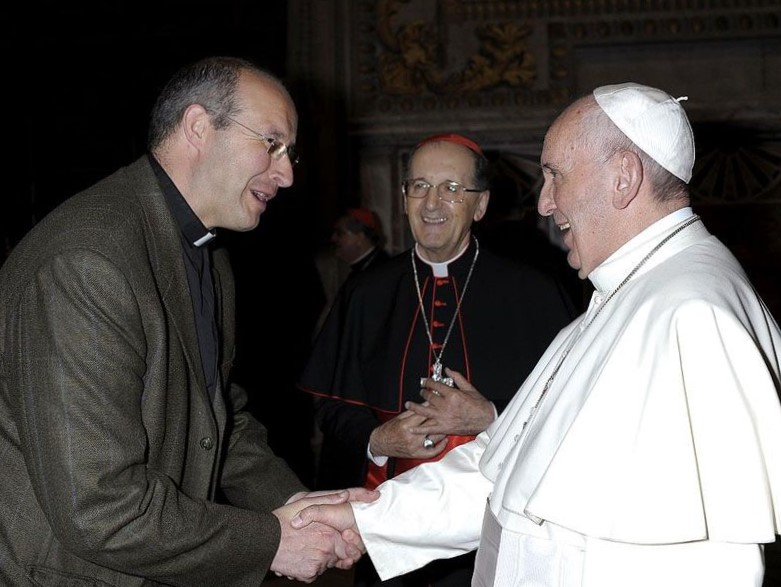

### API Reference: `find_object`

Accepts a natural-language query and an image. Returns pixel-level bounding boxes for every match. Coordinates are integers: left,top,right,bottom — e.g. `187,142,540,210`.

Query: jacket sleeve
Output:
6,250,284,586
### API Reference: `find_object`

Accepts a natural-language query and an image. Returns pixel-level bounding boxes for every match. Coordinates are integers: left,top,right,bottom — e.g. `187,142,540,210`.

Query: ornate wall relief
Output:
352,0,780,125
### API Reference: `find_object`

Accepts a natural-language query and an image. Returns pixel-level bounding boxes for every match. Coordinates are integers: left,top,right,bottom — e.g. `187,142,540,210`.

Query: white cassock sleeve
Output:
352,434,494,580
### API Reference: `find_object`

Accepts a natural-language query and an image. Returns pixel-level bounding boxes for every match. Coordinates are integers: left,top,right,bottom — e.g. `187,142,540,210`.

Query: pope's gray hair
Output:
574,97,689,202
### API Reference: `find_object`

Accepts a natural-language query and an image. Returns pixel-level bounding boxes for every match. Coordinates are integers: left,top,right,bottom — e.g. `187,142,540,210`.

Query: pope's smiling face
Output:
538,100,617,279
404,141,489,263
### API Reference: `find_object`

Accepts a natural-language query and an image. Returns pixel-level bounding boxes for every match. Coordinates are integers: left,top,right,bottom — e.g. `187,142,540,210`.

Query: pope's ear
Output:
613,150,642,210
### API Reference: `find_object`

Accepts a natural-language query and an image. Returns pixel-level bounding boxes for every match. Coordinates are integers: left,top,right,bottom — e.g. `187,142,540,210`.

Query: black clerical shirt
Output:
149,155,218,399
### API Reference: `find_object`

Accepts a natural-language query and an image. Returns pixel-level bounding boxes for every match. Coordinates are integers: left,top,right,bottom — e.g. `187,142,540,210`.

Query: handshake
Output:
270,487,378,583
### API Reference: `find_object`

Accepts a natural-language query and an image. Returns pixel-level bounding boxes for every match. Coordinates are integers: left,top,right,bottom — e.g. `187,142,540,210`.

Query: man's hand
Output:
407,367,495,436
369,410,447,459
286,487,379,506
271,491,367,582
290,501,357,537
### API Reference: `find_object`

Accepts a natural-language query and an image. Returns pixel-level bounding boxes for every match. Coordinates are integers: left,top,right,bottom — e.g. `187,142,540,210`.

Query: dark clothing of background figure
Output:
298,238,575,586
350,246,391,274
312,244,391,488
476,214,589,313
224,220,327,489
0,156,305,587
318,245,391,322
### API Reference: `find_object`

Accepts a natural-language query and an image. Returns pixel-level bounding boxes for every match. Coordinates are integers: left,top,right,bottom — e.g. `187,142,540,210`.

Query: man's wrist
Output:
366,429,388,465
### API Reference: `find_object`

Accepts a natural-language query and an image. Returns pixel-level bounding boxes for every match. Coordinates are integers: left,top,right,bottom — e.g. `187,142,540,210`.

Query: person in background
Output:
476,173,587,312
332,207,390,273
314,207,391,335
299,133,576,586
292,83,781,587
313,207,392,483
0,55,374,587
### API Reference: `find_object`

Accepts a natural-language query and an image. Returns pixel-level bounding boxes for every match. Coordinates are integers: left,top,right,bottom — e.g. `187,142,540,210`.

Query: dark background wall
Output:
9,1,292,238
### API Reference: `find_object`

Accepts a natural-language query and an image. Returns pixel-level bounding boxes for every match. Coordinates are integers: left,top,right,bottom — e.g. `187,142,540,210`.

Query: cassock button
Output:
199,437,214,450
498,462,503,470
514,434,520,442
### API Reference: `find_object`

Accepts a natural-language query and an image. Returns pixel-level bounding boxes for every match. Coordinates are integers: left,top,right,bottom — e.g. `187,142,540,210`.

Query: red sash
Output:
364,411,475,490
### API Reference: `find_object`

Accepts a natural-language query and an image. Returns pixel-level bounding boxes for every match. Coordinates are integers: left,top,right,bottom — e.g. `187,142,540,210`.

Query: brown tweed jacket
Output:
0,157,305,586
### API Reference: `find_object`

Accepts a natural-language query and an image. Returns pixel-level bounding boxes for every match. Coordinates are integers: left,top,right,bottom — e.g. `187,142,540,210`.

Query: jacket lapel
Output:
128,158,209,400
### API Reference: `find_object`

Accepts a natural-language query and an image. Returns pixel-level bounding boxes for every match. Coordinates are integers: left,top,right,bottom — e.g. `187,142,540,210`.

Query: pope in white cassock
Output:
292,82,781,587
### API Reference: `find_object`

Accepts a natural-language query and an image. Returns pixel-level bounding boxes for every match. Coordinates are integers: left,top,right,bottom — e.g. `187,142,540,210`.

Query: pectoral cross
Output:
431,360,454,387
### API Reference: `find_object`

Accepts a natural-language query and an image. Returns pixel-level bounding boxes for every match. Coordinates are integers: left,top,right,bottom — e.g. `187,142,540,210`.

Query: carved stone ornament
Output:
373,0,536,97
356,0,780,116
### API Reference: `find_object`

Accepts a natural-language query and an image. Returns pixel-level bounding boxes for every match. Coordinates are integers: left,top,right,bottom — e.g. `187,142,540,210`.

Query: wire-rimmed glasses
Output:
401,178,484,204
221,114,299,166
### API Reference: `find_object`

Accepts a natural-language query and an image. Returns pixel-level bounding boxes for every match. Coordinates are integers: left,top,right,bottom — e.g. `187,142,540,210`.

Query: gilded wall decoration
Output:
375,0,536,96
355,0,780,117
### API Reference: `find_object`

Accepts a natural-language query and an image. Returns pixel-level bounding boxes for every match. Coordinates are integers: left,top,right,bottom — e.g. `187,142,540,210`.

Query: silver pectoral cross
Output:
431,361,454,387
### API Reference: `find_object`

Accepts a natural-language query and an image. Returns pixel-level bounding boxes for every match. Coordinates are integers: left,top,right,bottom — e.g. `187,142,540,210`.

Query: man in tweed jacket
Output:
0,56,370,586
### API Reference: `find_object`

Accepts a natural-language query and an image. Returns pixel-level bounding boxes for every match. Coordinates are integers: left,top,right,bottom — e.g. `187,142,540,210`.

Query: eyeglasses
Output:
401,178,484,204
222,114,299,166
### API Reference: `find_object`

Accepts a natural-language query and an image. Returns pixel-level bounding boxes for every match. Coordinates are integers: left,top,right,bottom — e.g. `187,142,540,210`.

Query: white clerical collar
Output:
193,231,217,247
414,239,471,277
589,207,694,292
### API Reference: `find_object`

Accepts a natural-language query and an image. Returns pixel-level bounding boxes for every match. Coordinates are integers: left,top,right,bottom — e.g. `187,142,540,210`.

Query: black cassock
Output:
299,238,575,586
299,238,576,490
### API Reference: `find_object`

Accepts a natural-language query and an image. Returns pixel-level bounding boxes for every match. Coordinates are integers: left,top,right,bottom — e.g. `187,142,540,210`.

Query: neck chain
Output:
584,214,701,329
521,214,701,434
412,237,479,386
